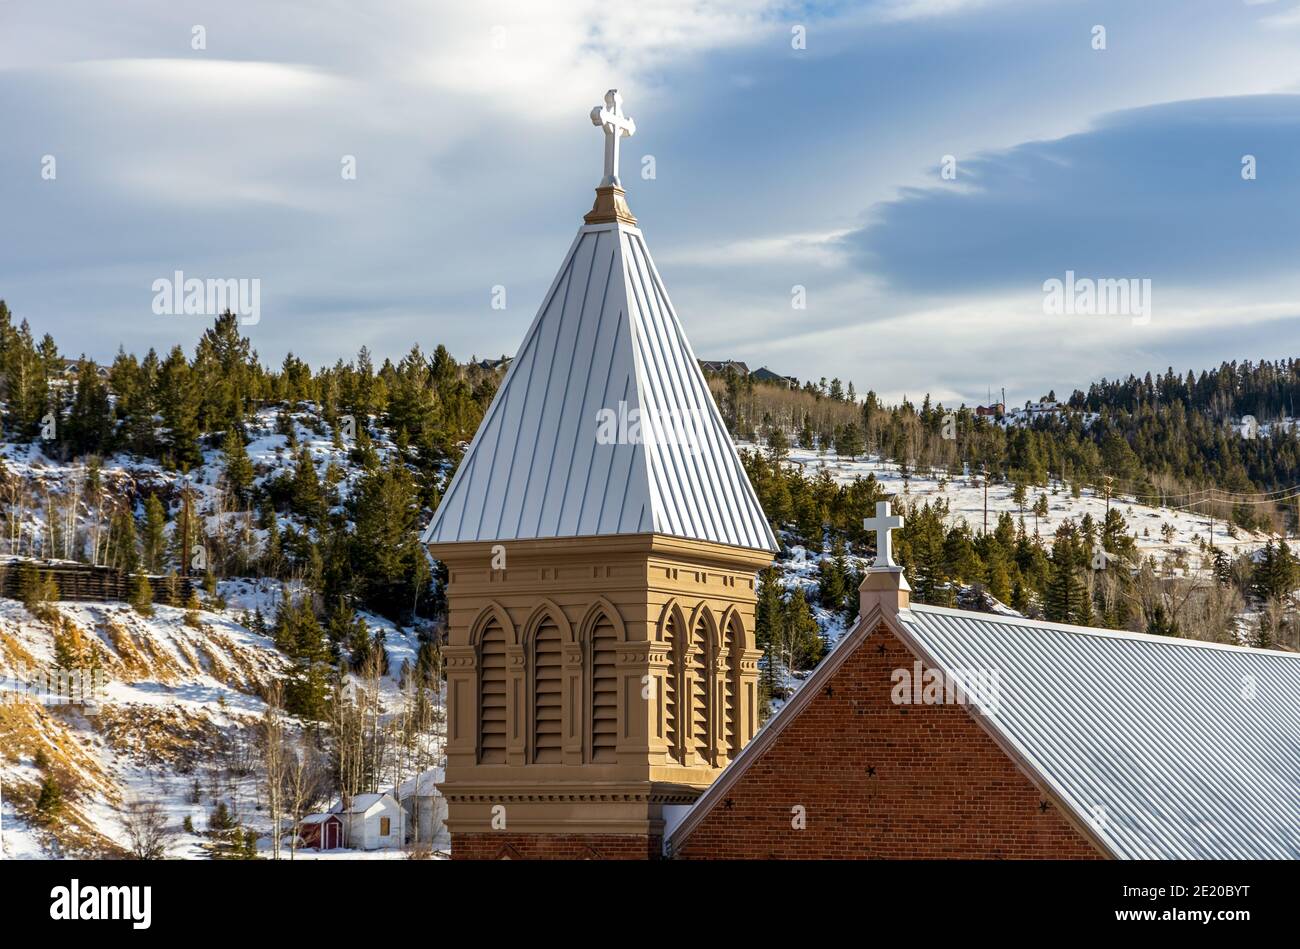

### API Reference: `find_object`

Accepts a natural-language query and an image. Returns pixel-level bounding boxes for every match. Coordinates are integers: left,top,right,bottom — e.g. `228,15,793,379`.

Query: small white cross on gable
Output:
864,500,903,569
590,89,636,187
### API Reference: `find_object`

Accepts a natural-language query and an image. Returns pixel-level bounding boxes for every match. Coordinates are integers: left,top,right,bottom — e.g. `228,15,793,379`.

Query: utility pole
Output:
982,465,989,535
1103,474,1113,520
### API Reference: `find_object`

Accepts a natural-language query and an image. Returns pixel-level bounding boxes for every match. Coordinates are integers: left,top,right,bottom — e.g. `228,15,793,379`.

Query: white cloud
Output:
873,0,1017,22
655,228,853,268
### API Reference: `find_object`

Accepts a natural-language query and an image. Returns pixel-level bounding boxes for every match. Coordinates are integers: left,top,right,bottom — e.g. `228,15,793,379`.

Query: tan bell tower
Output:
424,90,776,860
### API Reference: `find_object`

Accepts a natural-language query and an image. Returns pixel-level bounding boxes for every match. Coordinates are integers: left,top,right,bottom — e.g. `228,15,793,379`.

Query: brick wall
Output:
673,622,1103,859
452,833,660,860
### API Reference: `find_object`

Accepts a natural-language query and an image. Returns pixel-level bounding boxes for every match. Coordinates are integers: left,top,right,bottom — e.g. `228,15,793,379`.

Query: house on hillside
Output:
395,768,450,850
975,402,1004,417
699,359,750,376
749,366,798,388
332,792,404,850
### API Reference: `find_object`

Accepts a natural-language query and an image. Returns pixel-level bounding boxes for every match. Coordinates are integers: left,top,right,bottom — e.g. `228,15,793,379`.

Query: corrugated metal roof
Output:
423,220,776,552
897,604,1300,859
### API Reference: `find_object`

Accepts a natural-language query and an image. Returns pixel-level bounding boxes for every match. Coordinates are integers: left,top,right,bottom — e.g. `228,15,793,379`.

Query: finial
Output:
860,499,910,615
585,89,638,225
864,500,904,569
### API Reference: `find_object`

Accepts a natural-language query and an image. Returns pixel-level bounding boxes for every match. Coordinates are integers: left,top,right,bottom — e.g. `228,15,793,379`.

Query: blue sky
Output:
3,0,1300,406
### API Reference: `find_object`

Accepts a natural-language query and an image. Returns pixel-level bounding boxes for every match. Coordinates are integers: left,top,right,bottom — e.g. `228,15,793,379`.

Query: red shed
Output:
298,813,343,850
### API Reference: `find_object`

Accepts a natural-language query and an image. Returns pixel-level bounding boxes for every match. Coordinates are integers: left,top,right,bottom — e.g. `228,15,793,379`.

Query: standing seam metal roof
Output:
669,601,1300,859
423,220,776,552
896,604,1300,859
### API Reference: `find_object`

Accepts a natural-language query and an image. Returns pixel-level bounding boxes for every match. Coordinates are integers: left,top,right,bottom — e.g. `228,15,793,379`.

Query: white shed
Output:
394,768,450,851
333,792,404,851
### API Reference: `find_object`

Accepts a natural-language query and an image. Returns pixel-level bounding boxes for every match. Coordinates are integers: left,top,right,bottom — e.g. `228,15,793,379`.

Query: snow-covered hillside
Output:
780,447,1271,576
0,595,281,857
0,585,432,859
0,404,398,561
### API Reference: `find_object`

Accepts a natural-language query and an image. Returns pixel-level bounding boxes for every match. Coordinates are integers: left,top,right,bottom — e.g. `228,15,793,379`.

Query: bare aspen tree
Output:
363,647,386,792
117,795,177,859
260,681,288,859
328,678,365,802
286,733,324,860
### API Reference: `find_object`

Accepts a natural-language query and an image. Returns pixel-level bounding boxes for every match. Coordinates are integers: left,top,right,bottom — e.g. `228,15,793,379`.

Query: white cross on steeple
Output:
864,500,903,569
590,89,636,187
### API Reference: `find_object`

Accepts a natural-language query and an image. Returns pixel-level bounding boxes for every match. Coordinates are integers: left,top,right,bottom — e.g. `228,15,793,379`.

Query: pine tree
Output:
349,459,428,621
985,548,1012,603
1032,492,1048,534
192,312,256,435
63,359,114,456
142,495,168,573
767,426,790,459
754,567,783,698
222,429,254,507
156,345,202,469
36,775,62,822
108,507,139,572
1144,601,1180,637
113,347,160,457
782,587,824,671
18,563,55,612
327,599,367,663
901,501,951,606
130,568,155,616
1212,548,1233,586
1045,522,1090,624
835,423,864,460
816,556,847,612
283,598,331,720
290,446,325,524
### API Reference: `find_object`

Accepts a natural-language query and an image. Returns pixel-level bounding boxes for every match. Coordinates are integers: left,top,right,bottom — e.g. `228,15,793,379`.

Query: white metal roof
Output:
395,767,445,800
331,792,394,815
896,604,1300,859
423,220,776,552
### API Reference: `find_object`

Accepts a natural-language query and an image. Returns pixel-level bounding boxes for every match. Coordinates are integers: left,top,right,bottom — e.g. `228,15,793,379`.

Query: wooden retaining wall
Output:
0,558,195,607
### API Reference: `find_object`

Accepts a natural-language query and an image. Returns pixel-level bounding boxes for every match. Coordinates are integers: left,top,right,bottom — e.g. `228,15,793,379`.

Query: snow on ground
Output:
774,447,1274,576
0,403,446,859
743,445,1281,687
0,404,401,561
0,586,437,859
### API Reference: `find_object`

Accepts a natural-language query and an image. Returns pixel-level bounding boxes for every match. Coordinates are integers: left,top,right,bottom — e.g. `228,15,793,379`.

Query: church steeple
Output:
427,91,774,860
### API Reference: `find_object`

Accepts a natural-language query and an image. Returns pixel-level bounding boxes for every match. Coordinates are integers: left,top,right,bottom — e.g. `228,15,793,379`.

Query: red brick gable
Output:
672,620,1104,859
